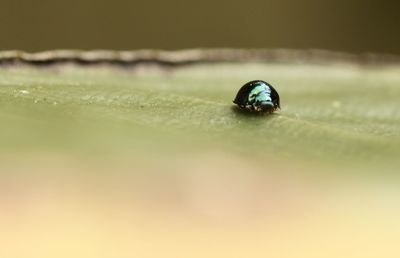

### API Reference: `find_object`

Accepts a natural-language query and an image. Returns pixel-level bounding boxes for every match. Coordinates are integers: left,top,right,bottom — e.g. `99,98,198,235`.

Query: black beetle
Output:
233,80,280,113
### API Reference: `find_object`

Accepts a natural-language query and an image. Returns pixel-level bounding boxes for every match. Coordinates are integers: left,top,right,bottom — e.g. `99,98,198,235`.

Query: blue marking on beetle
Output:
233,80,280,113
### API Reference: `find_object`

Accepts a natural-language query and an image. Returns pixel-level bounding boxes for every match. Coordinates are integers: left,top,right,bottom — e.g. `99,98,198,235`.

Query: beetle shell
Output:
233,80,280,113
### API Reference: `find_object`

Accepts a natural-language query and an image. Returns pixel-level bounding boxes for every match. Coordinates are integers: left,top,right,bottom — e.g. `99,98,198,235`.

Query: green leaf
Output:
0,54,399,175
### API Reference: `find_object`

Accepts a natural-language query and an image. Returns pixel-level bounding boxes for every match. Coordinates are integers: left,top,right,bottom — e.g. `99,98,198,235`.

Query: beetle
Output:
233,80,280,113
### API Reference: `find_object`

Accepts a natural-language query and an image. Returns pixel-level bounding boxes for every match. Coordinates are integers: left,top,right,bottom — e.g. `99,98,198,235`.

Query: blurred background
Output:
1,0,399,54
